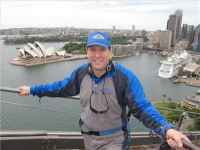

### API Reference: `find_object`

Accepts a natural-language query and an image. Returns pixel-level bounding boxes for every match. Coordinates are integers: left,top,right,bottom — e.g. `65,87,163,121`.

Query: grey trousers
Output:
83,131,127,150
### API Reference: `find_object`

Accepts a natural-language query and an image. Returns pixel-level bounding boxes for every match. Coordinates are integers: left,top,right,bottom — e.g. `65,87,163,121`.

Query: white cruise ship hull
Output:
158,69,177,78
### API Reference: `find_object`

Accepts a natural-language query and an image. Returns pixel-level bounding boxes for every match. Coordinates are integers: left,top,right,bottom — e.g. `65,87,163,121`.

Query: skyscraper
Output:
182,24,195,43
167,14,177,46
175,10,183,39
159,31,172,50
192,25,200,51
187,25,195,43
182,24,188,39
132,25,135,34
167,9,183,47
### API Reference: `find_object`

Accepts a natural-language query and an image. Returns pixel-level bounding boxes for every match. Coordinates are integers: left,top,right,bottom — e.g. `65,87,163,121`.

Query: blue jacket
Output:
30,62,173,138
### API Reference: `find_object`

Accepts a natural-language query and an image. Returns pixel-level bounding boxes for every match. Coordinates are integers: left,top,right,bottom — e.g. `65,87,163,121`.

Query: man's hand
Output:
19,85,30,96
166,129,191,150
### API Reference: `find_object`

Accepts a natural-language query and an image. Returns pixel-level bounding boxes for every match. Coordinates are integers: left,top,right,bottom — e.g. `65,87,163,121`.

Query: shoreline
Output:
10,49,200,65
172,77,200,87
10,55,87,67
10,48,170,67
10,54,132,67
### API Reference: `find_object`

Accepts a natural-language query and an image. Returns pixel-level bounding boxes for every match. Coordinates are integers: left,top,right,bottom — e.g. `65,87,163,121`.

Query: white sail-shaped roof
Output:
27,43,43,57
16,41,55,58
18,48,25,57
23,46,38,57
34,41,46,56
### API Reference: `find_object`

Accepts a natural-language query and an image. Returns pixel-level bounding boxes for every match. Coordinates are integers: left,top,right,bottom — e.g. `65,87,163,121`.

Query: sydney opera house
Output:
11,41,85,67
17,41,65,58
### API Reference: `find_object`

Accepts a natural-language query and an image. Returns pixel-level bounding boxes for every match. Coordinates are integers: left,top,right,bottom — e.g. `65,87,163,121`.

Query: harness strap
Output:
79,118,122,136
81,126,122,136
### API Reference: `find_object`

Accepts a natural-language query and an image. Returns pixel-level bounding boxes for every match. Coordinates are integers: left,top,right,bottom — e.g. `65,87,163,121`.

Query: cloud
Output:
1,0,199,30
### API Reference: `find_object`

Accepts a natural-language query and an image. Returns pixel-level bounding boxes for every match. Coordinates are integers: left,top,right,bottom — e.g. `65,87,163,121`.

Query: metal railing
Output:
0,130,200,150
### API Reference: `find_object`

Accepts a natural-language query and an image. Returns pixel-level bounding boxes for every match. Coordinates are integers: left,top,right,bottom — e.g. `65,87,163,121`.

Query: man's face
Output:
86,45,111,71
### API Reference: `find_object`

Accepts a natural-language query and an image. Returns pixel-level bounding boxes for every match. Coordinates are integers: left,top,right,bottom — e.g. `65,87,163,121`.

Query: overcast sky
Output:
1,0,199,30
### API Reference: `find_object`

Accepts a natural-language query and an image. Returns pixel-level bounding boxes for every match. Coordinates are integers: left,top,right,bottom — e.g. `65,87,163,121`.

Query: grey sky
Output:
1,0,199,30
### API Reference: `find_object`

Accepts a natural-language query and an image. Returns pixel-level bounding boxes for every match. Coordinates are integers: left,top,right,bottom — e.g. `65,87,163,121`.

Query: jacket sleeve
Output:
125,70,174,138
30,65,85,97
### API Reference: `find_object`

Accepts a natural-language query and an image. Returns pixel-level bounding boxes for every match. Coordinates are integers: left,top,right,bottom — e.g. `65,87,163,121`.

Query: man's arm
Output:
125,69,191,149
19,64,87,97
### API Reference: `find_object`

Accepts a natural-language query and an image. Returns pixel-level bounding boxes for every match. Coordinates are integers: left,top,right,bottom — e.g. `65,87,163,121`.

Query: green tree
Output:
112,36,132,45
62,42,86,54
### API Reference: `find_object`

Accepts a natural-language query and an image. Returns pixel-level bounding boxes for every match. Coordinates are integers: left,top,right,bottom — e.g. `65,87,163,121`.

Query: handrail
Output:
0,87,80,100
1,131,200,150
0,87,20,94
182,138,200,150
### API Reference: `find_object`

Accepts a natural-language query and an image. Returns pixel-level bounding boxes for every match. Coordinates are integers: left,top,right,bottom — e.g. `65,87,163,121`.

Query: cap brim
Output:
87,42,109,49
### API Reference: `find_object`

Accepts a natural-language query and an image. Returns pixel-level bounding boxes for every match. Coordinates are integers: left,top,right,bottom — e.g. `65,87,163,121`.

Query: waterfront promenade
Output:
173,78,200,87
10,55,87,67
10,54,131,67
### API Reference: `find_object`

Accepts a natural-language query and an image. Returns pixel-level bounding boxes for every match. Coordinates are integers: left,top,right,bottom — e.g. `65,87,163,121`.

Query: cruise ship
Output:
158,50,191,78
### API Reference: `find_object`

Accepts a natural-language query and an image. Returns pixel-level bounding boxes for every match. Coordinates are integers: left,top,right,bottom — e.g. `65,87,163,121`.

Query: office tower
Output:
192,25,200,51
187,25,195,43
152,30,172,50
167,9,183,47
167,14,177,46
175,10,183,39
182,24,188,39
112,25,116,32
160,31,172,50
182,24,195,44
132,25,135,33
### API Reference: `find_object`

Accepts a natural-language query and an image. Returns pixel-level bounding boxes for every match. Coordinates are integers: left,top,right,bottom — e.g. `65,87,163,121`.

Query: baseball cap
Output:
87,32,111,49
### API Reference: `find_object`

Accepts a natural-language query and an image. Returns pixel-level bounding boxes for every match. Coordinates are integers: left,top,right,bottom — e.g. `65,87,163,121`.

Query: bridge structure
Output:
1,130,200,150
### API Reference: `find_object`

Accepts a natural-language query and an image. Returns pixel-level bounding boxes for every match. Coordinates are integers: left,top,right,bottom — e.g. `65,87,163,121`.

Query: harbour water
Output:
0,40,198,132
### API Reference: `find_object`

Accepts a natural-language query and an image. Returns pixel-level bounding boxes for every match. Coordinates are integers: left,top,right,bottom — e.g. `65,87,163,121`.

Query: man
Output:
19,31,190,150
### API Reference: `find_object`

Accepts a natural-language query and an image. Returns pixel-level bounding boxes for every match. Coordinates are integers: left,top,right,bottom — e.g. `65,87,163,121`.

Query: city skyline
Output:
1,0,199,30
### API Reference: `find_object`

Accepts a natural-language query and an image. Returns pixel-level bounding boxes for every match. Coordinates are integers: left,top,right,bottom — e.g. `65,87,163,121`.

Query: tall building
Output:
152,30,172,50
181,24,195,44
175,10,183,39
167,9,183,47
167,14,177,46
192,25,200,51
152,31,161,48
182,24,188,39
160,31,172,50
132,25,135,35
112,25,116,34
187,25,195,43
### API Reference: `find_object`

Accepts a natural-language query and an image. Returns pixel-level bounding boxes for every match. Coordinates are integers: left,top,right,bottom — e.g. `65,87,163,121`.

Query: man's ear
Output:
108,52,113,60
86,48,89,57
85,48,88,54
